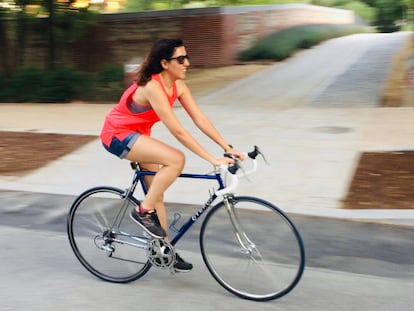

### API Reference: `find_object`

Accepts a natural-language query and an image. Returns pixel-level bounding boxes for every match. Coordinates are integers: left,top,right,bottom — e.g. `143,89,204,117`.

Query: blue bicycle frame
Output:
126,166,227,246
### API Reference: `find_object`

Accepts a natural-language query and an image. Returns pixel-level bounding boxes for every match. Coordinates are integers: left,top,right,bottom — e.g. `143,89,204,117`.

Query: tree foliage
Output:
312,0,409,31
0,0,411,77
0,0,96,75
338,1,375,22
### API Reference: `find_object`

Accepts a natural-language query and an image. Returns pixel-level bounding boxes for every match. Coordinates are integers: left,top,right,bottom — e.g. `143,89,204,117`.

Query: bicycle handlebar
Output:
215,145,265,196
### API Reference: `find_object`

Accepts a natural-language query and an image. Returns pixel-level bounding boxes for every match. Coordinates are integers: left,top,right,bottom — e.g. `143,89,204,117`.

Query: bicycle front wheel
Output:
200,196,305,301
67,186,151,283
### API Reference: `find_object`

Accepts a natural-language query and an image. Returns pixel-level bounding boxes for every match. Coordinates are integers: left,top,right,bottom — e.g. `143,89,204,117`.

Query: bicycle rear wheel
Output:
200,196,305,301
67,186,151,283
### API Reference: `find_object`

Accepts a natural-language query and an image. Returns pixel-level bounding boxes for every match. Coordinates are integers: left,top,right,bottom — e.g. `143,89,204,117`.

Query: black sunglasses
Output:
168,55,190,65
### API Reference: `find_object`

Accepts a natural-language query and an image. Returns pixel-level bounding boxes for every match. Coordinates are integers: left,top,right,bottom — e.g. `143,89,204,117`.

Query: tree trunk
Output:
0,13,10,76
46,0,56,70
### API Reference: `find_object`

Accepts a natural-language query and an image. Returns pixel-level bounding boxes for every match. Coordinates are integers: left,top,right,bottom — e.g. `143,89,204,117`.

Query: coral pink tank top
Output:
100,74,178,147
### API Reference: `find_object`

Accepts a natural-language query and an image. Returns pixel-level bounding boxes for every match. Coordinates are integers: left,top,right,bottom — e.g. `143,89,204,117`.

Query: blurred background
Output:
0,0,412,103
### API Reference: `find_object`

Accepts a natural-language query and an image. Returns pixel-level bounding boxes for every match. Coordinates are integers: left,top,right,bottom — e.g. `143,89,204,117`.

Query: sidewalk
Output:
0,32,413,222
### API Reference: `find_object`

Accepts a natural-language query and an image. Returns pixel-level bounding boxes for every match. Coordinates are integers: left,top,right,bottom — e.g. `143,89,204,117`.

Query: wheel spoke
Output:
200,196,305,301
67,187,151,283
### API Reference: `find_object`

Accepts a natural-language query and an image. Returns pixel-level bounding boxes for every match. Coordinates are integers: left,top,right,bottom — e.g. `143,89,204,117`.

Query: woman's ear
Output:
161,59,169,70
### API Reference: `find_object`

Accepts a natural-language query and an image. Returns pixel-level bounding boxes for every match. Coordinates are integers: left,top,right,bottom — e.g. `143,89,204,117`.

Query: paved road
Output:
1,32,414,310
1,191,414,310
203,32,409,109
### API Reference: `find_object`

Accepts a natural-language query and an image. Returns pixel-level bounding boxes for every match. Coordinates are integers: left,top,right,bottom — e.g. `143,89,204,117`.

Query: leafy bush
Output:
0,73,11,101
93,65,125,102
38,68,91,103
0,65,125,103
238,24,369,62
6,68,49,102
375,0,403,33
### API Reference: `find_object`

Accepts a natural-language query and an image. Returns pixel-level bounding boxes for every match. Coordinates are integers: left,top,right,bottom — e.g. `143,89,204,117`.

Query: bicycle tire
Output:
67,186,151,283
200,196,305,301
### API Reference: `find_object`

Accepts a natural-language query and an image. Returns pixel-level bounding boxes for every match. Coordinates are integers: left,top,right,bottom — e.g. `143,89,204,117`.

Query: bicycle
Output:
67,146,305,301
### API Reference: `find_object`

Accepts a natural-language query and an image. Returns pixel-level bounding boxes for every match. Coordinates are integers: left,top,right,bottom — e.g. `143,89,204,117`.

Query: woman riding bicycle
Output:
100,38,244,272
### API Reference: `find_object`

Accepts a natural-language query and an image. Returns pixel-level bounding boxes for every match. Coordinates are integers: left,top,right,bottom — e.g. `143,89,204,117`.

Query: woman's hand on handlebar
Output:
226,148,246,161
211,157,235,167
210,147,246,167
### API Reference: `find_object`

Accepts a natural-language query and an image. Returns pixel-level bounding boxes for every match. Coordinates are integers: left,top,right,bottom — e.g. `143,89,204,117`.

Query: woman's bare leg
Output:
138,163,168,237
127,135,192,270
125,135,184,223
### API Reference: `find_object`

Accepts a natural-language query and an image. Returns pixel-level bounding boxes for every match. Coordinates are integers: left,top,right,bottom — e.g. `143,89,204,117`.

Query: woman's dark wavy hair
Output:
136,38,184,86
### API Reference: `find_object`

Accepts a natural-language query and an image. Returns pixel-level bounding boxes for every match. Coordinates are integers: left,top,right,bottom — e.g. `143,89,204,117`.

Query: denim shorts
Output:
103,133,140,159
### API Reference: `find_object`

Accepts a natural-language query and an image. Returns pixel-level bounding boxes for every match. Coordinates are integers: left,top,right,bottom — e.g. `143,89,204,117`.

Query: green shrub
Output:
7,68,46,102
38,68,91,103
0,73,11,101
96,64,124,85
94,65,125,102
238,24,369,62
0,65,125,103
374,0,403,33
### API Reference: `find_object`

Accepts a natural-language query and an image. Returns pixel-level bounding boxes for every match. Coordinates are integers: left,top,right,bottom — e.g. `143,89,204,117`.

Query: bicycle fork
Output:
223,195,261,260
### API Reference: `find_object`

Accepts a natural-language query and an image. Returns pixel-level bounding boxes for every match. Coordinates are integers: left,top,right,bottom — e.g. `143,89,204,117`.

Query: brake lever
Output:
238,160,251,182
258,148,269,166
248,145,269,166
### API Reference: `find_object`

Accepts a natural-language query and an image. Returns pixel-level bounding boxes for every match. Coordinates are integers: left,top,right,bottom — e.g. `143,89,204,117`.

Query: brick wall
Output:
3,4,356,72
94,4,356,68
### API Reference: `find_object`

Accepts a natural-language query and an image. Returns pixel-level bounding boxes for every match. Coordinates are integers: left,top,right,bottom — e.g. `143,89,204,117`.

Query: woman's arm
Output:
177,80,245,159
137,81,233,166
